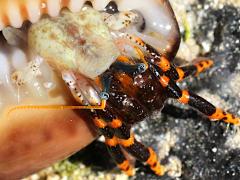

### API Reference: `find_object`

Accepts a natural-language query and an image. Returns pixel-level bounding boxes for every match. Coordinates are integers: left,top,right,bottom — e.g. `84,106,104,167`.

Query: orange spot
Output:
195,59,214,75
117,55,133,64
118,133,134,147
208,108,225,120
135,37,145,46
223,113,238,124
118,160,129,170
146,148,165,176
109,118,122,129
93,117,107,129
206,59,214,66
146,147,158,166
158,57,171,72
176,67,185,82
150,162,165,176
178,90,190,104
159,75,170,87
105,136,118,147
124,166,135,176
118,160,134,176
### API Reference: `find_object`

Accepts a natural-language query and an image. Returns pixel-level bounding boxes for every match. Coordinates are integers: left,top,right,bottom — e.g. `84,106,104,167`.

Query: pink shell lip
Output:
0,71,97,179
0,109,97,179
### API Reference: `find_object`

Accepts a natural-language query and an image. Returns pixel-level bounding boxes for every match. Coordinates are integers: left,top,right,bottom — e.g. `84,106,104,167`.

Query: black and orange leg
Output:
117,132,165,176
92,113,134,176
125,33,214,83
105,136,135,176
146,47,213,82
106,115,165,175
97,108,165,176
150,63,240,125
177,91,240,125
123,33,179,81
175,58,213,82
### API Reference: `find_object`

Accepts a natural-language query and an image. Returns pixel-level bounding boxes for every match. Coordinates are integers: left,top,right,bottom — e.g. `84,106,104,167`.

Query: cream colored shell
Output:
28,7,120,79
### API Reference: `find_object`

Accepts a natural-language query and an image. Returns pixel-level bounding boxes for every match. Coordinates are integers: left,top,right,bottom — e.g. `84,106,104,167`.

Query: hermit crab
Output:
0,0,239,179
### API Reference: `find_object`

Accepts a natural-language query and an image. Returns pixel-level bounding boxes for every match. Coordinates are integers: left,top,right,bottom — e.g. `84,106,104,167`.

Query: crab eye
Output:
104,1,119,14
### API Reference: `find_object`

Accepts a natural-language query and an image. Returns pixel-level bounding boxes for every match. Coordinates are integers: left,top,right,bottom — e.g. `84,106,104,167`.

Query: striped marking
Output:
105,136,118,147
125,34,146,49
146,148,165,176
109,118,122,129
146,148,158,166
117,55,133,64
157,56,171,72
176,67,185,82
178,90,190,104
93,117,107,129
208,108,225,120
209,108,240,125
117,160,134,176
224,113,239,124
195,59,214,75
159,75,170,87
151,162,165,176
118,133,134,147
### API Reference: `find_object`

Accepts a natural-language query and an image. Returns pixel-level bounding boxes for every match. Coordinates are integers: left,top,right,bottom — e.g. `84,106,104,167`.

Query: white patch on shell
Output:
29,7,120,79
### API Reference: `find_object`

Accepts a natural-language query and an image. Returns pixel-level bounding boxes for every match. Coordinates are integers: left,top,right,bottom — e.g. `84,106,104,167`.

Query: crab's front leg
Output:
60,60,146,110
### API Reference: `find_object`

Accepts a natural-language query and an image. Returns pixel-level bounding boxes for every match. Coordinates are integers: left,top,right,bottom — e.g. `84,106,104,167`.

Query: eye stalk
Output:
100,92,110,100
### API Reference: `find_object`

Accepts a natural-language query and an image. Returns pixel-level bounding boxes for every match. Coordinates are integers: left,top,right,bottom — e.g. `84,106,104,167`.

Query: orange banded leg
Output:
130,35,212,82
151,64,240,125
124,33,213,82
176,59,214,82
93,112,134,176
175,89,240,125
101,111,165,176
123,33,179,81
149,63,240,125
105,136,134,176
117,133,165,176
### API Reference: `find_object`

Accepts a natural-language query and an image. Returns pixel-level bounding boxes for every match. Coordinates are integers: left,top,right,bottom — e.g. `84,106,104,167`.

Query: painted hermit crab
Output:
0,0,239,179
